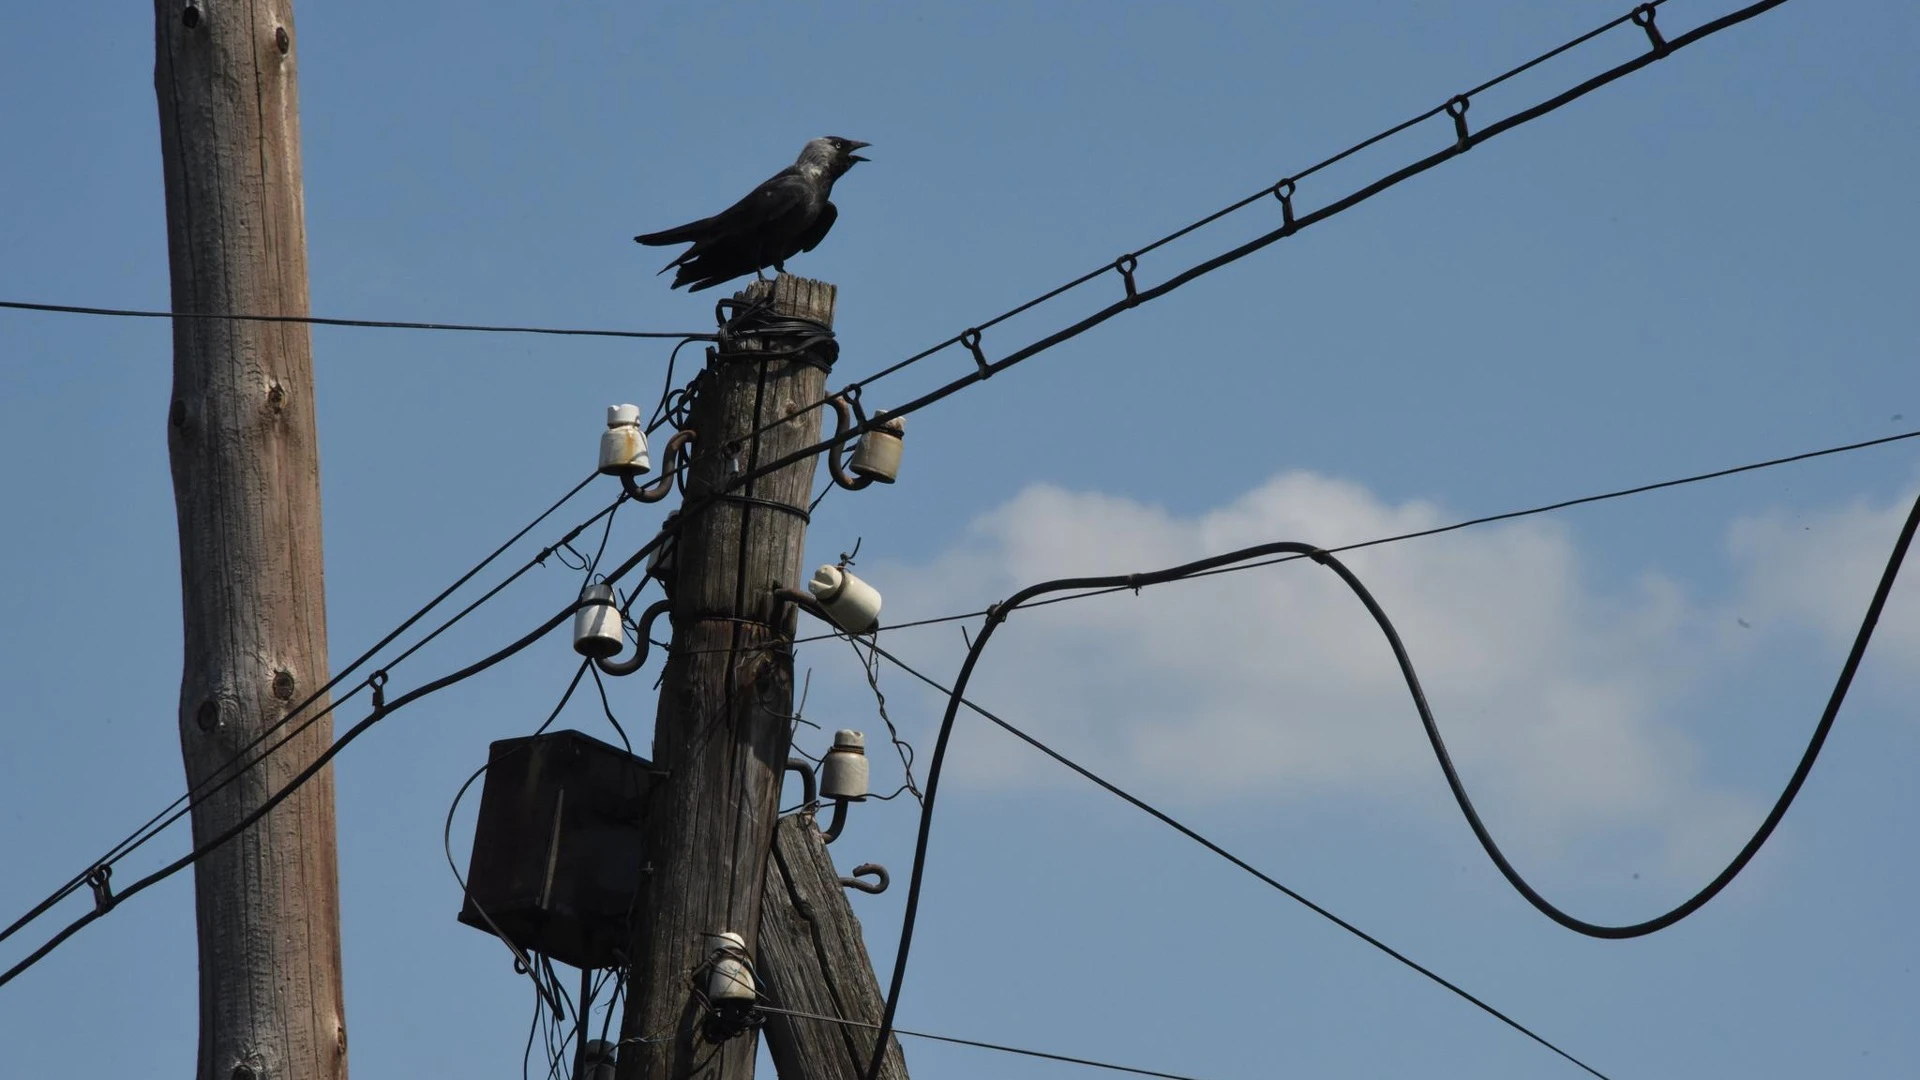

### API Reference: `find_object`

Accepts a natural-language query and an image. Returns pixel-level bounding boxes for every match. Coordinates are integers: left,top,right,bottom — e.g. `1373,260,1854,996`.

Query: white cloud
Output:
850,473,1919,881
1724,490,1920,672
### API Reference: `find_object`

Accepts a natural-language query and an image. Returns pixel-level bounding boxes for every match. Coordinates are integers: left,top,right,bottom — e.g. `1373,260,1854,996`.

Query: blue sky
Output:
3,1,1917,1077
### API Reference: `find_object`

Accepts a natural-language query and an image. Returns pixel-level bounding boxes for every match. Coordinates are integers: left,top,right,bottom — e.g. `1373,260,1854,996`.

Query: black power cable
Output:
862,484,1917,1076
0,470,609,953
757,1003,1215,1080
861,544,1618,1080
0,298,710,341
0,520,677,989
645,0,1791,510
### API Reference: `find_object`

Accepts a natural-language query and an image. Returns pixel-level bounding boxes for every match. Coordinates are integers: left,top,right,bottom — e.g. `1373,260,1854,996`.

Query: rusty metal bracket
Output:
826,393,876,491
839,863,889,895
622,428,695,503
596,597,670,677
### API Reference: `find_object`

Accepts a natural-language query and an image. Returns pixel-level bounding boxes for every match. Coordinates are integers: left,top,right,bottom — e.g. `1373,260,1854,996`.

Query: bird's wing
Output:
794,200,838,254
635,168,811,248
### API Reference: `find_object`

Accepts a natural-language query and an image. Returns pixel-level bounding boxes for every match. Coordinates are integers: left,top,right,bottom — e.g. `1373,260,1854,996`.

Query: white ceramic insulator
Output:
849,418,905,484
820,729,869,801
807,565,882,634
573,582,624,659
703,931,755,1005
599,403,652,476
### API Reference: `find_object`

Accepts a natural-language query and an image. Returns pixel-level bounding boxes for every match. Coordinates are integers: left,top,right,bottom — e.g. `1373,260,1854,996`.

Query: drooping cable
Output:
0,470,609,952
1,522,677,988
859,544,1619,1080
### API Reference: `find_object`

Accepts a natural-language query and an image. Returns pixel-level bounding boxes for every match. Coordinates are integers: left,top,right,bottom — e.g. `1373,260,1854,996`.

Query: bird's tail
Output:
633,215,717,246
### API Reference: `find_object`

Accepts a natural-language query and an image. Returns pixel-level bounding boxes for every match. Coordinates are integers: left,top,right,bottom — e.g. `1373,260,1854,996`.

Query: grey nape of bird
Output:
633,135,870,293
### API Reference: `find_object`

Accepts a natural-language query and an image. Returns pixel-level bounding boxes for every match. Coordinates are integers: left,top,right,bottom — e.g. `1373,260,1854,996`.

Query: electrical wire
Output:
0,470,609,953
862,486,1917,1074
672,425,1920,661
0,298,710,340
1,520,678,989
859,631,1612,1080
757,1003,1215,1080
640,0,1788,511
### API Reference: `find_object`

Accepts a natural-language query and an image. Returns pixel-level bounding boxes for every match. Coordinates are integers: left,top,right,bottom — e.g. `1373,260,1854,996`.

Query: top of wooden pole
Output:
734,273,837,327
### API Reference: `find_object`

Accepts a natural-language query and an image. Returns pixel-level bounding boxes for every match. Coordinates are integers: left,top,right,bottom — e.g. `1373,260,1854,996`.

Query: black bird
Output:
634,136,870,292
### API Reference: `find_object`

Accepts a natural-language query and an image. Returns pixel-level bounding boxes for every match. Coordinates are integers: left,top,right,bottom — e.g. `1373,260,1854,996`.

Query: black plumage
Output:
634,136,869,293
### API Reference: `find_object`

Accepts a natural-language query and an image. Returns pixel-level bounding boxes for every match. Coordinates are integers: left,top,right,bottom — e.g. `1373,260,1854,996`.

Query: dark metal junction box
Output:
457,729,655,970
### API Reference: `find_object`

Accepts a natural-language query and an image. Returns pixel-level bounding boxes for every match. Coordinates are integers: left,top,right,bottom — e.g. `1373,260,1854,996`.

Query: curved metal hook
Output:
821,797,849,844
839,863,889,895
825,394,875,491
595,597,671,677
622,429,696,503
785,757,817,808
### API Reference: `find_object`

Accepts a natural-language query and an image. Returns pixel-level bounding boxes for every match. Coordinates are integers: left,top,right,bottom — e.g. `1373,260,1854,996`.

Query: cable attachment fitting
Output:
839,863,890,895
1307,547,1333,566
1272,179,1297,229
828,392,906,489
960,328,991,379
84,865,114,913
623,429,694,503
1631,4,1669,55
369,670,389,711
596,597,670,677
1114,254,1140,307
1445,96,1472,151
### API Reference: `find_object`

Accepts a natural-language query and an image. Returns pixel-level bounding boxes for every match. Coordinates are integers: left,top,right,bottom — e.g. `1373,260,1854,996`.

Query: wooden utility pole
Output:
617,275,837,1080
156,4,347,1079
757,815,908,1080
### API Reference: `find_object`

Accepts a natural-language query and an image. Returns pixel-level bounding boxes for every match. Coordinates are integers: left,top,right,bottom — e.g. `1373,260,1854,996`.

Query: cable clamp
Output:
369,670,389,711
960,328,991,379
1114,255,1140,307
1307,547,1332,565
1445,96,1472,151
1630,4,1669,55
1272,179,1297,229
84,865,114,912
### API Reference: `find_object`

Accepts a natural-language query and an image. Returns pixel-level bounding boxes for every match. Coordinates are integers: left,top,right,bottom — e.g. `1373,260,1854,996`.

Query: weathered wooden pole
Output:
616,275,837,1080
155,3,347,1078
757,814,909,1080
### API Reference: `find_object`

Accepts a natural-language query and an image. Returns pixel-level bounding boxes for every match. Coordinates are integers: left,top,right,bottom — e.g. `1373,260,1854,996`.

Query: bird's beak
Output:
845,140,870,163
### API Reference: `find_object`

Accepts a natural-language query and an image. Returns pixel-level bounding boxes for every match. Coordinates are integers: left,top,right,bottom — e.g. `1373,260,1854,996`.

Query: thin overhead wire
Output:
651,0,1789,508
764,426,1920,652
0,298,710,340
854,486,1915,1074
756,1003,1216,1080
0,521,678,989
861,545,1620,1080
0,471,612,953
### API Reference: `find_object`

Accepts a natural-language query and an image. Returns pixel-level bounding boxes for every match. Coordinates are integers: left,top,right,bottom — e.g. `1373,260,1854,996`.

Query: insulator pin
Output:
703,931,755,1006
598,404,651,477
821,730,869,801
807,565,881,634
849,417,905,483
572,582,624,659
